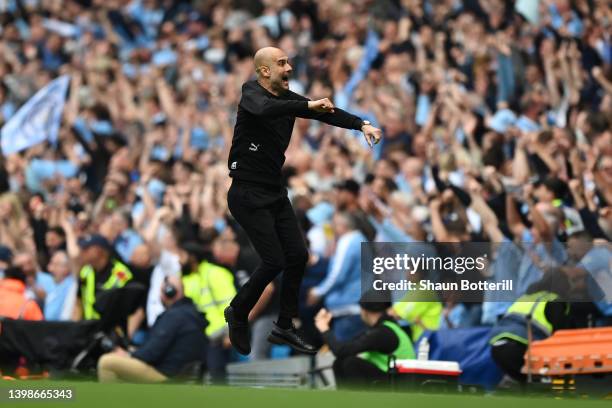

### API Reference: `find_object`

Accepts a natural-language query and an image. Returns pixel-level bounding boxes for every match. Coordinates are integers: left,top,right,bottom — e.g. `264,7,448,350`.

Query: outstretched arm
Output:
241,81,382,146
291,92,382,147
298,105,362,131
281,90,360,127
240,82,344,118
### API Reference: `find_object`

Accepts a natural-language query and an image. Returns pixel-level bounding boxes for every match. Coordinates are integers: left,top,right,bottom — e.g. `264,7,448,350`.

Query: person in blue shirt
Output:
506,189,567,297
44,251,77,321
111,210,144,263
307,212,367,341
564,231,612,322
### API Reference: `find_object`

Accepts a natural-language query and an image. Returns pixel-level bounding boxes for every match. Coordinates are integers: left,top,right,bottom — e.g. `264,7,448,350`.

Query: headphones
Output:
163,276,178,299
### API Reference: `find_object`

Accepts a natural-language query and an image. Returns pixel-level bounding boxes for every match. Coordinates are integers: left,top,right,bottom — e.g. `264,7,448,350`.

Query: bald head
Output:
253,47,292,95
254,47,283,74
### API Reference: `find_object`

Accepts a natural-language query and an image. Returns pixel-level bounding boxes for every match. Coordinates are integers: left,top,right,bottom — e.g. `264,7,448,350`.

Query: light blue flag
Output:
1,75,70,155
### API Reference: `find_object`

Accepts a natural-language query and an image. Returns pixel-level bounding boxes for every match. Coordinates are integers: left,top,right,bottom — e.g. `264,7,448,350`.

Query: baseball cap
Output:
334,179,360,195
359,290,392,312
78,234,112,251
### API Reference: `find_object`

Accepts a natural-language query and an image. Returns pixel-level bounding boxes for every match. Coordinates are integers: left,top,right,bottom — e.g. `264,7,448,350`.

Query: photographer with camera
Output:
97,275,207,383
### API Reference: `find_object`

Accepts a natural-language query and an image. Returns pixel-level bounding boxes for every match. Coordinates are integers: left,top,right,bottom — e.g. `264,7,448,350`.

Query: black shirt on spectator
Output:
322,314,409,358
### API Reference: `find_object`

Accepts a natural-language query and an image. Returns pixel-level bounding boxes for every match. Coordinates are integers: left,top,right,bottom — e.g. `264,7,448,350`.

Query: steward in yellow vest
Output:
182,260,236,340
315,295,415,389
76,234,133,320
489,290,569,382
392,289,442,341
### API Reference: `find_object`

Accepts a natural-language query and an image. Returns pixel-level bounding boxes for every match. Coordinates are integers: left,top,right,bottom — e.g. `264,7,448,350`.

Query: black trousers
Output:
206,340,229,384
227,180,308,320
332,356,388,389
490,339,527,383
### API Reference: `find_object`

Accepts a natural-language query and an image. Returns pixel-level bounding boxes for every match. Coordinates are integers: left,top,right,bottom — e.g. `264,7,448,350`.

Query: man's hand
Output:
308,98,335,113
466,177,483,196
362,124,382,148
314,308,333,333
155,206,175,224
26,276,46,301
429,197,442,211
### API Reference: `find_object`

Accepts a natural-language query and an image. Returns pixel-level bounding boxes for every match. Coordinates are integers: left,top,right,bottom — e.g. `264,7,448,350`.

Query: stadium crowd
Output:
0,0,611,384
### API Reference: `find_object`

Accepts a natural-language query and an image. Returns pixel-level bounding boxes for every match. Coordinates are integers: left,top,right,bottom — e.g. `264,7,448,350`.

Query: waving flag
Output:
1,75,70,155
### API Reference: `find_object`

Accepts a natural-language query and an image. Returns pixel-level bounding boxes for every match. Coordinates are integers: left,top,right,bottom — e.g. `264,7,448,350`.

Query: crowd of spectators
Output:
0,0,611,380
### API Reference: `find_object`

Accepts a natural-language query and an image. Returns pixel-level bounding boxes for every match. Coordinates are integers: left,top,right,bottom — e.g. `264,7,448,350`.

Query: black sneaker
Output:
267,322,317,355
224,306,251,355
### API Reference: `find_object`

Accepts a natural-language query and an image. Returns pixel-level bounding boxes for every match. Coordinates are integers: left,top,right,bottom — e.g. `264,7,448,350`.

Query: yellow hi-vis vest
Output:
393,290,442,341
182,260,236,339
358,320,416,372
80,260,133,320
489,291,559,345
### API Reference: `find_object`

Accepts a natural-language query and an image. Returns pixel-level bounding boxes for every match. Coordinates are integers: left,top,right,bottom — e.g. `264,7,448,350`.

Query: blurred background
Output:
0,0,611,389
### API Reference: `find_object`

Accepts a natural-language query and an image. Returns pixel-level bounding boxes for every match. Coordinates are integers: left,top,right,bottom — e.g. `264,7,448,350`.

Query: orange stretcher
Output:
522,327,612,376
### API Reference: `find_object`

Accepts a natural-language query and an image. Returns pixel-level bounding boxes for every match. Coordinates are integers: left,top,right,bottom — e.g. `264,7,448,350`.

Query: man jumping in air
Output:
225,47,382,355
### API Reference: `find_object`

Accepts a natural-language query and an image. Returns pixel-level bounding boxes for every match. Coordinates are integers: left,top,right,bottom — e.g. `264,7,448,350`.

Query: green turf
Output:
0,382,609,408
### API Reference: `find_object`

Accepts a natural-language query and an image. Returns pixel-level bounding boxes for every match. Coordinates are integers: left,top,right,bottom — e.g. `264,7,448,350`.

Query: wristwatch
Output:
361,120,371,129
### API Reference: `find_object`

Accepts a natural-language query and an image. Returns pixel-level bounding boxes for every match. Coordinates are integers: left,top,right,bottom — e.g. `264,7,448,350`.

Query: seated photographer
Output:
98,276,207,383
489,272,571,383
315,293,415,389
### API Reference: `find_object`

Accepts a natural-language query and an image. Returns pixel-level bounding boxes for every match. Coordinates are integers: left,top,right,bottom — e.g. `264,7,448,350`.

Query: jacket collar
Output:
375,313,394,327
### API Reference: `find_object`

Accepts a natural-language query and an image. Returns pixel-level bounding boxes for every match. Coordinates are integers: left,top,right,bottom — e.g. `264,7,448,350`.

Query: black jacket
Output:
132,298,207,377
228,80,363,186
322,315,409,358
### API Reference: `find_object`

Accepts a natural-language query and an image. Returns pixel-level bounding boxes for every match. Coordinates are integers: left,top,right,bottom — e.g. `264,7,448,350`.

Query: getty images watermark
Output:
371,252,515,292
360,242,612,303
